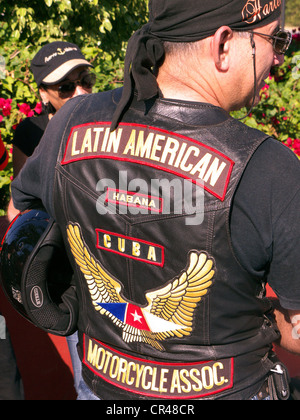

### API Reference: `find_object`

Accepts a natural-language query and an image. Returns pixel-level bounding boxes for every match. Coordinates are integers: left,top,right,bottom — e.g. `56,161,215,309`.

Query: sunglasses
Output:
251,29,292,55
58,72,96,97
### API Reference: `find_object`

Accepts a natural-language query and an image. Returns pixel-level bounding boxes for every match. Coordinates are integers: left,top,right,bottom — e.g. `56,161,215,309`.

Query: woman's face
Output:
39,66,94,112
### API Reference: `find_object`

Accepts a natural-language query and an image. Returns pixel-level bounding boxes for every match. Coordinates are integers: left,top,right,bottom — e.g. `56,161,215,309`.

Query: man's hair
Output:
234,30,251,39
163,39,203,57
163,30,250,58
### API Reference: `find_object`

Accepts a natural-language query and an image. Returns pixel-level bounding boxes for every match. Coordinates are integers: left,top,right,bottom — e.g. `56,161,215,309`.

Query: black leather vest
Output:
53,89,280,400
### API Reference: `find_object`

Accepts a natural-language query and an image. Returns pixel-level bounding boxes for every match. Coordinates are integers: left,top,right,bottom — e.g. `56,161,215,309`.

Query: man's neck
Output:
156,65,223,108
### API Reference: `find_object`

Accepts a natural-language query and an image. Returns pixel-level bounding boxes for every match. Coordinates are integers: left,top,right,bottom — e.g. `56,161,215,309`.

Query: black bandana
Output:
111,0,282,130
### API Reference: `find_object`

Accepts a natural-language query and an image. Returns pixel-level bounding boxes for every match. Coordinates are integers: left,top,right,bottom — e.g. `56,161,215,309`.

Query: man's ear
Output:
211,26,233,72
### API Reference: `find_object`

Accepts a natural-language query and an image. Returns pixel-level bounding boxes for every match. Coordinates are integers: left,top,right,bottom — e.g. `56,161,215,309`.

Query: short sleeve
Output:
267,188,300,309
231,138,300,310
13,114,48,157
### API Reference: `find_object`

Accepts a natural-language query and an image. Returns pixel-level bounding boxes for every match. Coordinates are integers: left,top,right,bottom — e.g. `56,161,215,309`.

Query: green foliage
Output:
0,0,148,93
285,0,300,28
232,35,300,156
0,0,148,50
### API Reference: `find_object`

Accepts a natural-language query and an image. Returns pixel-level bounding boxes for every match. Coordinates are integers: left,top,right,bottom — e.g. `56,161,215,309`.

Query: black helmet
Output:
0,209,78,336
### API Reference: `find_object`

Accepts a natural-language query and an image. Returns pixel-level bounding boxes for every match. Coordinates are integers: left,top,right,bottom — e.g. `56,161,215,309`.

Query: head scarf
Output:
111,0,282,130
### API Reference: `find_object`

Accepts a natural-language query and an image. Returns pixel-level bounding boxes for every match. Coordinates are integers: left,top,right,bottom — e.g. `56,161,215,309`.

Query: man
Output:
11,0,300,400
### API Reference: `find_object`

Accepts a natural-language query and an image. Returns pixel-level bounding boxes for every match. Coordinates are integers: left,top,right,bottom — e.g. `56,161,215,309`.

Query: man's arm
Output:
272,299,300,355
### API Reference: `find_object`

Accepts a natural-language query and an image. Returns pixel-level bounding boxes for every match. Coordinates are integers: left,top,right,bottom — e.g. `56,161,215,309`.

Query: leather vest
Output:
53,89,280,400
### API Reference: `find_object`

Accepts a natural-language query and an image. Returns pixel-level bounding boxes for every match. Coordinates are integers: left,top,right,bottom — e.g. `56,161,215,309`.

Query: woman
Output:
8,41,96,220
7,41,96,399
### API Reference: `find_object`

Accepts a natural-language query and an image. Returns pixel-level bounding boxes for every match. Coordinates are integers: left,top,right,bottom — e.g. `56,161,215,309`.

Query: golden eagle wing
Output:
66,224,125,307
145,252,215,339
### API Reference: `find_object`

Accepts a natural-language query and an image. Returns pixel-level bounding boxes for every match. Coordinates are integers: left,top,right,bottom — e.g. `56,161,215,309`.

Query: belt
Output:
251,363,291,401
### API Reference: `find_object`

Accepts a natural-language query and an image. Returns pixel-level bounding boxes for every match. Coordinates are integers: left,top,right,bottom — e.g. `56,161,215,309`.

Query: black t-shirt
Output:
11,96,300,310
12,112,49,157
230,138,300,310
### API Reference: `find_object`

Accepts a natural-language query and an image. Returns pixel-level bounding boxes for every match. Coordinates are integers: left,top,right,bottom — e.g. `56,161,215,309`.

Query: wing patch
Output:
67,223,215,351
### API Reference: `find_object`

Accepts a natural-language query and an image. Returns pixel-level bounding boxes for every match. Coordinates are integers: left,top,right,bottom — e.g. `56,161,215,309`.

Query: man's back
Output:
10,0,299,400
47,90,282,399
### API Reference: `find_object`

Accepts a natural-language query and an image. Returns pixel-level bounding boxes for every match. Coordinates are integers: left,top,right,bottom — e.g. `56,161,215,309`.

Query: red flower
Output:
0,98,12,108
271,116,280,125
293,139,300,156
0,98,12,117
286,138,300,157
18,103,34,117
34,102,43,115
0,98,7,109
260,84,270,99
2,103,11,117
292,33,300,42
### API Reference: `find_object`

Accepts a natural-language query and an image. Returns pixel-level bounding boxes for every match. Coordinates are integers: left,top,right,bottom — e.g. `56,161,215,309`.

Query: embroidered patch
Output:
105,188,163,214
83,335,234,399
96,229,165,267
61,122,235,201
67,223,215,352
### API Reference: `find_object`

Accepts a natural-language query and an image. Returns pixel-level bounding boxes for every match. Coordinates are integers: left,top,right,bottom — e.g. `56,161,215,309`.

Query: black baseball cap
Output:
31,41,93,87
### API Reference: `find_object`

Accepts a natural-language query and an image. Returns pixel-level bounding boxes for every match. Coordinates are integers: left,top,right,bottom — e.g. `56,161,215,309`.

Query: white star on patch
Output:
131,310,143,324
